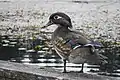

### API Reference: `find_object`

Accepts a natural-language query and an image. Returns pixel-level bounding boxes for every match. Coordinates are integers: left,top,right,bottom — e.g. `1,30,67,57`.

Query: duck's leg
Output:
80,63,84,73
63,59,67,73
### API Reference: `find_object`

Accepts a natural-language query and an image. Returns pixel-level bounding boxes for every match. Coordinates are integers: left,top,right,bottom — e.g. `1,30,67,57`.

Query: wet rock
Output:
0,60,119,80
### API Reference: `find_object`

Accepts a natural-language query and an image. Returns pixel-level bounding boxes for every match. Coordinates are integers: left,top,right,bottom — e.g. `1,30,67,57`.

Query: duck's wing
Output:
52,30,90,59
64,30,91,46
53,30,90,52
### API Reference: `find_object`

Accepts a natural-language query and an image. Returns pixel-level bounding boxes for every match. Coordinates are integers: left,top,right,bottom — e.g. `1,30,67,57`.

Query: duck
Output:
42,12,107,73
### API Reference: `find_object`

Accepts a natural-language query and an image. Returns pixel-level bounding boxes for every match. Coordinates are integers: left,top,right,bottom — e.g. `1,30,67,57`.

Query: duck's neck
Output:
52,25,70,39
57,26,69,32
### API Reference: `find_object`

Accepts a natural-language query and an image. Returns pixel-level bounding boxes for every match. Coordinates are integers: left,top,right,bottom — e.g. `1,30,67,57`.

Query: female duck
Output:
43,12,107,73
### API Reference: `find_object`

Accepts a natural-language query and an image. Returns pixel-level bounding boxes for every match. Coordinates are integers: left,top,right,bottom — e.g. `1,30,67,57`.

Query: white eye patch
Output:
54,15,62,20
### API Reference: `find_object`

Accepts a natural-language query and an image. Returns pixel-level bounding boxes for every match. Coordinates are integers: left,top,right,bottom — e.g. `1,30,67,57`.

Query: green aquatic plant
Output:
34,45,42,51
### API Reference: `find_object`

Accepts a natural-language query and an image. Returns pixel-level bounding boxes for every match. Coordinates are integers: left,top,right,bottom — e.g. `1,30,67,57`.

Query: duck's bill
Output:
41,20,53,28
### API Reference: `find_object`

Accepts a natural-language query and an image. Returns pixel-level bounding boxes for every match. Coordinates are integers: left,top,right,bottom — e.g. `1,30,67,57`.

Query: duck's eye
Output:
54,15,62,20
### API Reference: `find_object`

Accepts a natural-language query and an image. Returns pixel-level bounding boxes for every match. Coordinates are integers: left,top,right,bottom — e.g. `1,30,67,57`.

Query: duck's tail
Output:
87,46,108,65
97,53,108,65
87,53,108,65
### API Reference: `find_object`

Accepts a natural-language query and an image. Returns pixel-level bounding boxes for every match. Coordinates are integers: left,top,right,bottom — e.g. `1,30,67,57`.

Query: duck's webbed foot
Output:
79,70,84,73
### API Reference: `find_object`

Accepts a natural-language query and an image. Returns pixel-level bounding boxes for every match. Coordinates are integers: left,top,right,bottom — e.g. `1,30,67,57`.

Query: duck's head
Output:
43,12,72,28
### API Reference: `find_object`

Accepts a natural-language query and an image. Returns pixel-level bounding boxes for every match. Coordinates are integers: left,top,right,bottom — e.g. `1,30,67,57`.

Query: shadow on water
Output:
0,34,120,77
